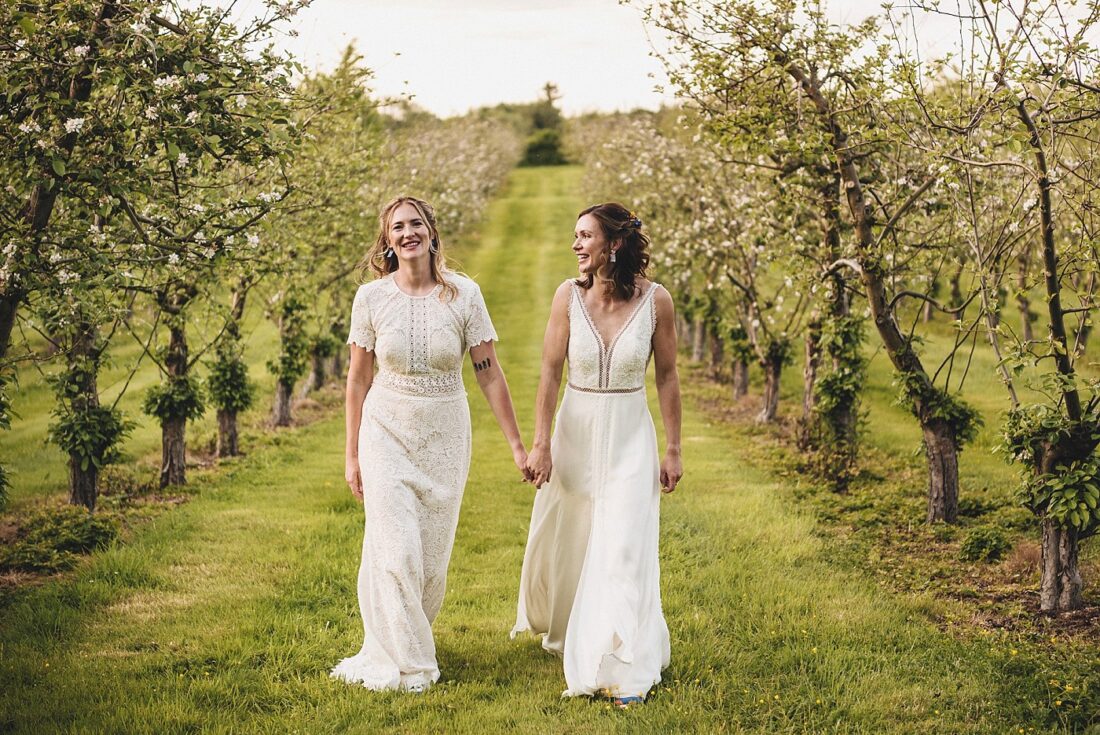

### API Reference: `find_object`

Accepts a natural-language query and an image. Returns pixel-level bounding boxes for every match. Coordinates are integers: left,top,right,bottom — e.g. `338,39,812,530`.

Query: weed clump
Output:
0,505,119,573
959,525,1011,563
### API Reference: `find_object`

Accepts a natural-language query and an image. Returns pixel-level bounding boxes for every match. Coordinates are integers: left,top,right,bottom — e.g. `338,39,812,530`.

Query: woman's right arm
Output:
527,281,571,487
345,345,375,501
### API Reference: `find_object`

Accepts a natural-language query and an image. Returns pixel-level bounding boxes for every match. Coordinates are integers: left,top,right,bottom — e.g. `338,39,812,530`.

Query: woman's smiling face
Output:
573,213,610,275
388,202,433,264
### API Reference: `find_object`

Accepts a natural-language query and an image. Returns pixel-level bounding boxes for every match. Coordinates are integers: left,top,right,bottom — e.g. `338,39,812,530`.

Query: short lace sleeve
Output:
346,285,375,351
463,281,498,349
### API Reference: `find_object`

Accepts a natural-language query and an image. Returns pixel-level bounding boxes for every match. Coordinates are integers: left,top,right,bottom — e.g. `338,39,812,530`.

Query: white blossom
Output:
247,233,260,246
145,106,159,121
64,117,85,134
17,119,41,134
154,75,181,91
234,95,248,109
186,110,200,125
194,72,209,83
69,45,89,58
168,253,180,265
176,152,189,167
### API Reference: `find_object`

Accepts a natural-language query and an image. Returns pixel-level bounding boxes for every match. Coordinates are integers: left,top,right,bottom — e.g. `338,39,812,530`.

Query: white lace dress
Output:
512,280,670,698
332,272,497,691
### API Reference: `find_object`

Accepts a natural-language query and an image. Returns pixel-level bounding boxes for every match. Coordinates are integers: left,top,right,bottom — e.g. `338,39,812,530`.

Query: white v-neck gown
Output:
512,280,670,698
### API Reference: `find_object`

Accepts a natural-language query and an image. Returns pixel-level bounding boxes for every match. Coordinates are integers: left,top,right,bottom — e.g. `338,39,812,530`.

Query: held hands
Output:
526,443,552,488
345,457,363,502
513,444,534,484
660,450,683,494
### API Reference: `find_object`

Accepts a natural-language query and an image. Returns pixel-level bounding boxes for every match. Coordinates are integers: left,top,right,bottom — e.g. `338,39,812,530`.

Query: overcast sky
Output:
244,0,1044,117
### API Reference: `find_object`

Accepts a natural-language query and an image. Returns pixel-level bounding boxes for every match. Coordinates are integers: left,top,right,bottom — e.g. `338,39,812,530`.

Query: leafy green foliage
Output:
309,332,341,360
814,315,866,426
895,371,983,450
522,128,567,166
268,291,310,388
1003,404,1100,538
47,403,134,472
142,375,206,423
207,340,255,414
959,526,1011,563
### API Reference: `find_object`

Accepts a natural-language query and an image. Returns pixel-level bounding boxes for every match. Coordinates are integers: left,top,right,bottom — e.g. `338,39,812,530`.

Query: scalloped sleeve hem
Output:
347,285,376,351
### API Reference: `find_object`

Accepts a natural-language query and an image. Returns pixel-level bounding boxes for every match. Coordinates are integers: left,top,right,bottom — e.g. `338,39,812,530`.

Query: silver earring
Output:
610,250,617,263
385,247,394,259
429,239,439,254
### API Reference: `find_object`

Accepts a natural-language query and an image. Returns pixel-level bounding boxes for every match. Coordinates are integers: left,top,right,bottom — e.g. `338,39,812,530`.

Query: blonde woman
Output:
333,196,530,692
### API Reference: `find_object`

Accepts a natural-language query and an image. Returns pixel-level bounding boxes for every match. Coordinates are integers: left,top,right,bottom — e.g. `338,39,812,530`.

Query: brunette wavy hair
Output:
574,202,651,301
356,196,458,301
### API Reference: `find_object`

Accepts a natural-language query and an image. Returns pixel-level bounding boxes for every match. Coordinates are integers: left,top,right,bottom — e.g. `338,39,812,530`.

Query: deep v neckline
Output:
573,281,656,370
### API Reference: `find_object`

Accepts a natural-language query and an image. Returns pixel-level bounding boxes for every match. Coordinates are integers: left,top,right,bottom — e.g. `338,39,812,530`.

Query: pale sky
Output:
269,0,677,116
235,0,1083,118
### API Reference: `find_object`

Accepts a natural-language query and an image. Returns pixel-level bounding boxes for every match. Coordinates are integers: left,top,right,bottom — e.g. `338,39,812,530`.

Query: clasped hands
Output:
520,443,681,494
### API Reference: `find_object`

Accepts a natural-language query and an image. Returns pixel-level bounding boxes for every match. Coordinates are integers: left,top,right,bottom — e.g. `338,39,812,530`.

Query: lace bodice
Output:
567,281,659,392
346,273,498,397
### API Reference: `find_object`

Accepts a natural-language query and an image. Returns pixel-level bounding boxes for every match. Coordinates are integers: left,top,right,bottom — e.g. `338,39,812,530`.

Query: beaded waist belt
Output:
567,382,643,395
374,369,464,397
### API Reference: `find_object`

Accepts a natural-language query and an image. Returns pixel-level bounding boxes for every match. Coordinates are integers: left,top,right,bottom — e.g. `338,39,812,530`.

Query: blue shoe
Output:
612,695,645,709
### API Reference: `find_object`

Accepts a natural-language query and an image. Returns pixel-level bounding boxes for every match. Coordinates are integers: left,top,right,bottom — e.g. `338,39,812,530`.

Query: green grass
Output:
1,166,1097,733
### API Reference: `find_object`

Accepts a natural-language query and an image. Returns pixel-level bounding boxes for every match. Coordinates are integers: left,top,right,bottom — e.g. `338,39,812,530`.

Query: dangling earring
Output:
610,249,617,263
429,238,439,254
385,247,395,259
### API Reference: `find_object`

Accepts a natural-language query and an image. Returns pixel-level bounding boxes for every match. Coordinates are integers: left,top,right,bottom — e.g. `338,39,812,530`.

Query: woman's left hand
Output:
513,445,534,484
660,452,683,494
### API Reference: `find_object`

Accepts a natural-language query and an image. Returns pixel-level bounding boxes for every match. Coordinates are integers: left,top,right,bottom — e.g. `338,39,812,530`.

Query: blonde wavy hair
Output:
357,196,457,301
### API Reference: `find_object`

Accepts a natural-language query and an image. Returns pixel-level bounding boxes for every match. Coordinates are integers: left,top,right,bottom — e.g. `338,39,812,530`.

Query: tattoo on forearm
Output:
473,357,492,372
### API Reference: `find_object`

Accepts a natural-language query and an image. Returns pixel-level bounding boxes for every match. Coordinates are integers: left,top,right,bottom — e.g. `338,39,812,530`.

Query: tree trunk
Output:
301,350,327,397
923,420,959,523
272,380,293,427
1017,252,1035,343
949,264,964,322
708,325,724,379
731,359,749,399
799,319,822,447
217,409,239,458
67,320,101,509
1072,271,1095,356
787,59,962,521
676,314,691,350
331,350,344,381
159,417,186,487
68,454,98,511
159,315,189,489
1040,519,1083,613
756,356,782,423
691,316,706,362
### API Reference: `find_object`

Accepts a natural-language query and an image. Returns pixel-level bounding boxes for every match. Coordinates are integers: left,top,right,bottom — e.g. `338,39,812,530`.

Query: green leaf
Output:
50,157,66,176
19,16,36,36
166,141,180,160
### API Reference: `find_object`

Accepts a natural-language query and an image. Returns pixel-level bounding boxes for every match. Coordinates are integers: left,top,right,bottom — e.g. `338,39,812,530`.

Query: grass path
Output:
0,167,1077,733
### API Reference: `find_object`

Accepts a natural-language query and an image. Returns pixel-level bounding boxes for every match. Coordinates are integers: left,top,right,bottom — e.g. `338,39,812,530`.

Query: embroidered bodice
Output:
346,273,498,397
567,281,659,393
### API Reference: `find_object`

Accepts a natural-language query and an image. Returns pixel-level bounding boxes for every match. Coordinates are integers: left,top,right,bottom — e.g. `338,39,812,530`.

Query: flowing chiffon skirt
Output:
512,385,670,697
